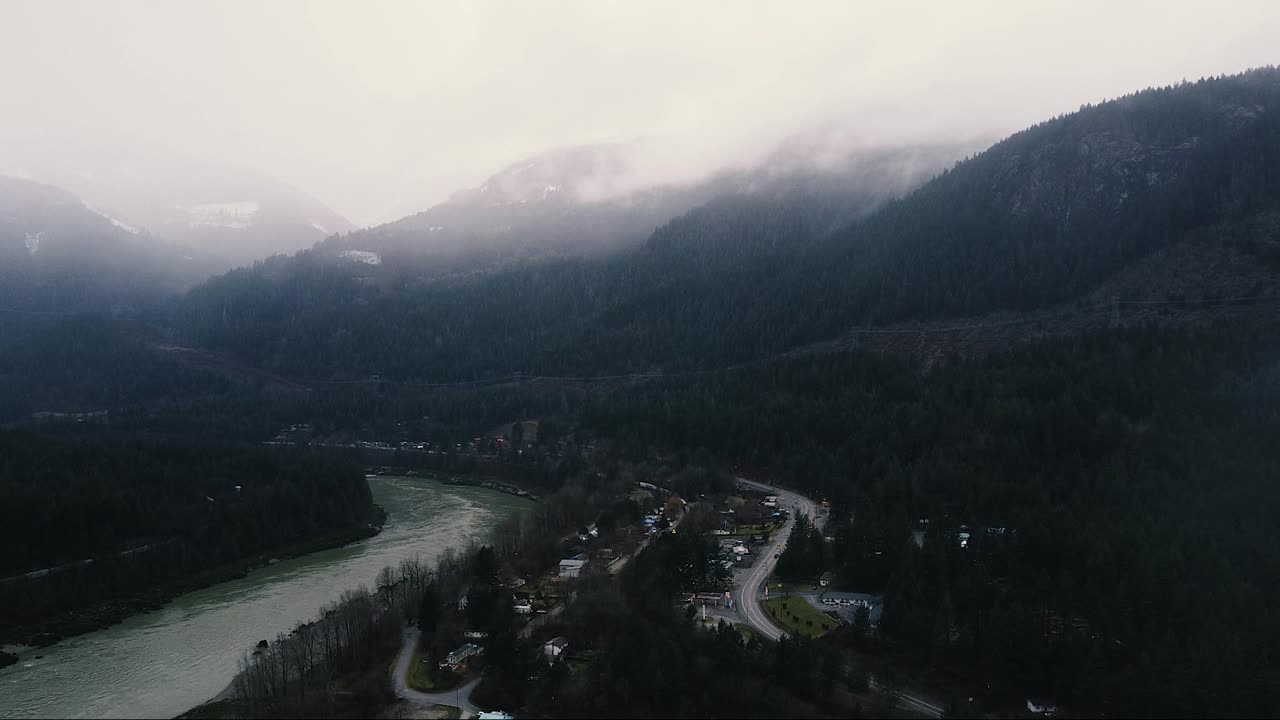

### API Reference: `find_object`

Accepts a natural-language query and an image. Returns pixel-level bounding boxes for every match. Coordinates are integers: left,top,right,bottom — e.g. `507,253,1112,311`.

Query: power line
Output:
6,291,1280,390
0,306,81,316
307,293,1280,388
1115,295,1280,306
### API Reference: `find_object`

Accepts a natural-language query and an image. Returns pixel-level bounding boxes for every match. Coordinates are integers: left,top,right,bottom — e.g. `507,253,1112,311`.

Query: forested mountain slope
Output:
0,140,356,268
175,69,1280,383
176,144,962,379
0,175,218,315
319,141,963,269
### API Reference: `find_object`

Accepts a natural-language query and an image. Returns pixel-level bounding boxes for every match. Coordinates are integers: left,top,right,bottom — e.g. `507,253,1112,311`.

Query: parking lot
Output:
799,591,883,625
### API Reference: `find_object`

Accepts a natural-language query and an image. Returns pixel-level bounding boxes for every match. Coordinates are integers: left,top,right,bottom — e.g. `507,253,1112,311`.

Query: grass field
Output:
764,597,837,638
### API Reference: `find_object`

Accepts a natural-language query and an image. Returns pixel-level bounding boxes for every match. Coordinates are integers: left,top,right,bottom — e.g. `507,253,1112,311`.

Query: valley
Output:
2,31,1279,719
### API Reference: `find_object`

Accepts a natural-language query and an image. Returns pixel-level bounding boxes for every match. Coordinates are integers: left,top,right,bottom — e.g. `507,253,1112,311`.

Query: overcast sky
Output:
1,0,1278,225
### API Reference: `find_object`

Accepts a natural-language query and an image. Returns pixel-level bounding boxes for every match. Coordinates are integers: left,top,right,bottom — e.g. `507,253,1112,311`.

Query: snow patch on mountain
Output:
87,205,142,234
24,231,43,256
183,201,259,230
340,249,382,265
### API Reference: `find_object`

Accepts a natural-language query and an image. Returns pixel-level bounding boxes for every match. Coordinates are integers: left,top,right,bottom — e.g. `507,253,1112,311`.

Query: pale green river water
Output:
0,476,529,719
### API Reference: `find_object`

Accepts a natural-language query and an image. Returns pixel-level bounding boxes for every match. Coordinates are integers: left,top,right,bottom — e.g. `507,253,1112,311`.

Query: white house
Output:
544,636,569,659
513,599,533,614
559,555,586,579
443,643,483,669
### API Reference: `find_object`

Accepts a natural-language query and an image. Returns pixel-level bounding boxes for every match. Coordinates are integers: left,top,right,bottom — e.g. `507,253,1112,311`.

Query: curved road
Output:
734,477,822,641
392,626,482,717
733,478,945,719
394,506,677,717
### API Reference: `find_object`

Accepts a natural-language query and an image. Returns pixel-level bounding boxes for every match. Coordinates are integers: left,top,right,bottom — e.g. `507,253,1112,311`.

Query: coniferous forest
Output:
0,434,377,646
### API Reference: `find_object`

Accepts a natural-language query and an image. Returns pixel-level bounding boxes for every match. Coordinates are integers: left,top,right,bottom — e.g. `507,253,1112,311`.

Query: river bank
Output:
0,478,530,720
1,508,387,649
403,468,540,501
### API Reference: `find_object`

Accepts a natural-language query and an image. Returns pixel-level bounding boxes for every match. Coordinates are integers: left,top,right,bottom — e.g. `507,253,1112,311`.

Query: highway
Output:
733,477,945,719
734,477,823,641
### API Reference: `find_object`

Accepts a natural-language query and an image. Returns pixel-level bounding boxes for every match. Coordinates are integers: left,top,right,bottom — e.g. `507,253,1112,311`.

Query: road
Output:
393,491,685,716
732,477,945,719
734,477,823,642
392,626,482,717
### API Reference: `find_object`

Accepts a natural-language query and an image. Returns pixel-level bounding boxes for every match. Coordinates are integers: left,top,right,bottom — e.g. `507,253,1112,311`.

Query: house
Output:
559,554,587,579
478,713,515,720
513,599,533,614
1026,699,1057,715
442,643,483,670
820,571,834,587
544,636,570,659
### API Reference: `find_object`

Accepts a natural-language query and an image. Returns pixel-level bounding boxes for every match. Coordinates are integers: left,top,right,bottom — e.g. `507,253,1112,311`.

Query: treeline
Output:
0,432,376,644
0,314,309,441
232,559,429,717
776,514,826,584
584,325,1280,716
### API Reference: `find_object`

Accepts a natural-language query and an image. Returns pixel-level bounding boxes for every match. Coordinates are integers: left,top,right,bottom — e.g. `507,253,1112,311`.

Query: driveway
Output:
392,626,483,718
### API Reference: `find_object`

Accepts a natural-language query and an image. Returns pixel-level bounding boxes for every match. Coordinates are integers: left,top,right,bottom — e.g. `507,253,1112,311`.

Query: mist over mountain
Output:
0,137,355,268
167,69,1280,384
0,174,219,315
320,138,976,275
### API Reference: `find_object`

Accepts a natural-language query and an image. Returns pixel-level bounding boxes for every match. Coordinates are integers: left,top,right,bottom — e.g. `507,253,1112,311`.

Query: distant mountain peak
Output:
0,139,356,267
448,144,633,208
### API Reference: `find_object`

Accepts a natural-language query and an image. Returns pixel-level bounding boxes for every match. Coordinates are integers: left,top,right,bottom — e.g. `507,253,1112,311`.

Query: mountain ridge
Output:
169,68,1280,383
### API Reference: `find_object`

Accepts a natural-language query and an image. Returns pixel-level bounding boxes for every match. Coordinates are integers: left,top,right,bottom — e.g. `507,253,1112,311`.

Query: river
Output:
0,476,530,719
